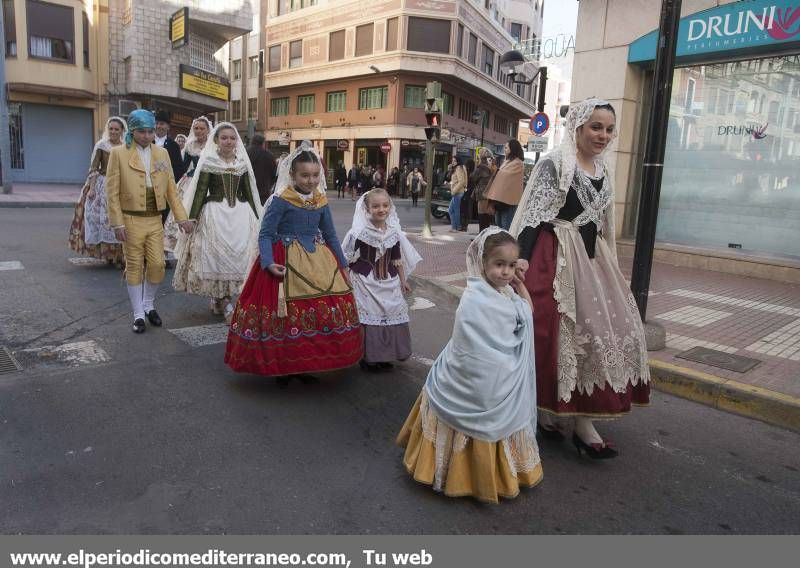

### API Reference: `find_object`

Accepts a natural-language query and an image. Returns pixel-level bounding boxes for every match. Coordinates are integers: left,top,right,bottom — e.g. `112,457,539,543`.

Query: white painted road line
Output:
409,297,436,311
21,340,111,366
0,261,24,271
438,272,468,283
411,355,435,367
68,257,109,266
169,323,229,347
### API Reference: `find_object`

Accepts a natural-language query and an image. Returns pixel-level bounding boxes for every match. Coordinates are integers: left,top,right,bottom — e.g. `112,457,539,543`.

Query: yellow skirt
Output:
396,391,543,504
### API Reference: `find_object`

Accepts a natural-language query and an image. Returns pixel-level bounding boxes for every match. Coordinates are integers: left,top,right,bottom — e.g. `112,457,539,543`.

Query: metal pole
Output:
630,0,682,320
480,111,485,146
0,7,13,194
534,66,547,164
422,139,434,238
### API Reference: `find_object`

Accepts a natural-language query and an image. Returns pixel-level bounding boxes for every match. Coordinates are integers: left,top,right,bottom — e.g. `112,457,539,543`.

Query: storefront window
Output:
657,55,800,258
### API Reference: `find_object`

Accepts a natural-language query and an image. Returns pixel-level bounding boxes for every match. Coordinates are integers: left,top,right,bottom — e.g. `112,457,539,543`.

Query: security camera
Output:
369,65,380,73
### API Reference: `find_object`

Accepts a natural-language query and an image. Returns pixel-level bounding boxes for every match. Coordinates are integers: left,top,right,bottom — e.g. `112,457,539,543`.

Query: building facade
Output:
108,0,254,135
261,0,543,175
3,0,110,183
219,0,267,142
573,0,800,277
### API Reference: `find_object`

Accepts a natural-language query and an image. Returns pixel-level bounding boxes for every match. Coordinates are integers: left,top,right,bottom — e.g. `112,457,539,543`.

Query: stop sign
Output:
380,142,392,153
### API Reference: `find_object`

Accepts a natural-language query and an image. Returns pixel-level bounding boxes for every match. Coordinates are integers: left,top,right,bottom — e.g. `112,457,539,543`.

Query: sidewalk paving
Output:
0,183,82,207
408,223,800,432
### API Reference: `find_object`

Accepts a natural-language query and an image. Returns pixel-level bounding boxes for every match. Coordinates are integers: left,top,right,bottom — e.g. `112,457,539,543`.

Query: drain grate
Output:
676,346,760,373
0,346,22,374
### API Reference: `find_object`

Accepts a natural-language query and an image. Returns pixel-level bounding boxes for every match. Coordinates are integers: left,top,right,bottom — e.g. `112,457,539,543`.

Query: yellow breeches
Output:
121,214,165,285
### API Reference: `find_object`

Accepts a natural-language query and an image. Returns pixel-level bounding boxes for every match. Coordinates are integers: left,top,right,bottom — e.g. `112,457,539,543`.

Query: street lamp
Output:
499,50,544,85
472,110,486,146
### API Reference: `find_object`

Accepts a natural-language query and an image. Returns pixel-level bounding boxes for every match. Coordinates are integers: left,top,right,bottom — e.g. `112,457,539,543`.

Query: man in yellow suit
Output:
106,109,194,333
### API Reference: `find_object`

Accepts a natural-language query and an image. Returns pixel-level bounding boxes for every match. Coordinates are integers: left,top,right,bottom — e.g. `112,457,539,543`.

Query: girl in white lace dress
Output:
510,98,650,459
342,189,422,371
397,228,543,503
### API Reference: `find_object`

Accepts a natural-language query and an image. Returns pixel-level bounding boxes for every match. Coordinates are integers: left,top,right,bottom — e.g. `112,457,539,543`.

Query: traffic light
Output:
424,96,442,143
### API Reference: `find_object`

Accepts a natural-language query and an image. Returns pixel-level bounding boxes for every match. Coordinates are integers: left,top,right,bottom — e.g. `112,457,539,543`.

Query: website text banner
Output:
0,536,795,568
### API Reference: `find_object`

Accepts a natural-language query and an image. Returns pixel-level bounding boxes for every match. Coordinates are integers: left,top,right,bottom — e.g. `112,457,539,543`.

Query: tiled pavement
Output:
408,223,800,400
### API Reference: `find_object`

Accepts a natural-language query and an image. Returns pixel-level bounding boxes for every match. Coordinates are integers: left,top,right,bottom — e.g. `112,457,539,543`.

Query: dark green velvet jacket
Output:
189,171,259,220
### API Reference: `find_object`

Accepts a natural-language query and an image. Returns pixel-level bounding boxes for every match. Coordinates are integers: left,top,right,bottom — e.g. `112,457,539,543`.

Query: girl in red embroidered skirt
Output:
224,143,363,383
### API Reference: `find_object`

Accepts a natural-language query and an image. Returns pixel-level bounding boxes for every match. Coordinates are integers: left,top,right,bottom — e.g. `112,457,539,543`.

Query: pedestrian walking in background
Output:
343,189,422,372
397,228,542,503
154,111,186,184
164,116,212,256
399,164,410,198
173,123,262,322
175,134,187,157
387,166,400,196
460,158,476,231
335,161,348,198
372,165,385,189
486,140,525,230
447,157,467,233
68,116,128,267
105,109,193,333
348,164,360,200
407,167,425,207
470,148,495,232
511,98,650,458
225,143,363,384
247,133,278,205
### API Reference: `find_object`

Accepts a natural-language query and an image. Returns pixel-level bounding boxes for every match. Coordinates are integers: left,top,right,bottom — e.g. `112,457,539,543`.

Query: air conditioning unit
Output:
118,99,140,116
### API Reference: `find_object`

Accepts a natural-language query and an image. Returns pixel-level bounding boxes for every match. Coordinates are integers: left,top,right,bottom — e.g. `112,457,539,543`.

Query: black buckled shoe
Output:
132,318,146,334
145,310,162,327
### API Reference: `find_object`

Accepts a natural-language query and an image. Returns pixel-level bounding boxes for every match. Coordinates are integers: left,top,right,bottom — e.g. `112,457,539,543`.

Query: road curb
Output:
415,274,800,434
0,202,74,208
649,360,800,434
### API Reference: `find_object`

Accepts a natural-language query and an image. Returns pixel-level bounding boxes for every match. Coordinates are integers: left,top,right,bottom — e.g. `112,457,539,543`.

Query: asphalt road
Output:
0,203,798,534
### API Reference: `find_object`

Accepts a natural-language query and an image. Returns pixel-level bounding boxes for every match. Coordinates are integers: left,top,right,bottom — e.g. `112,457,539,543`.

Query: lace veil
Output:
509,97,619,255
183,116,214,158
90,116,127,167
179,121,262,220
273,141,327,197
466,226,511,279
342,191,422,275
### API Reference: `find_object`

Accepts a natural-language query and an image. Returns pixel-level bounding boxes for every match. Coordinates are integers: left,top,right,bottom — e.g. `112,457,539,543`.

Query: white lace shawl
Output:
342,192,422,275
509,98,619,259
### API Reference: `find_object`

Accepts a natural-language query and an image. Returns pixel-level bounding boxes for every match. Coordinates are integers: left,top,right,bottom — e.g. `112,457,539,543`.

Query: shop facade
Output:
574,0,800,277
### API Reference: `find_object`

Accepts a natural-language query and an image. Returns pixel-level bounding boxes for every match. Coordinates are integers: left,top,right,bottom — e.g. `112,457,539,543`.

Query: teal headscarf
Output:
125,109,156,146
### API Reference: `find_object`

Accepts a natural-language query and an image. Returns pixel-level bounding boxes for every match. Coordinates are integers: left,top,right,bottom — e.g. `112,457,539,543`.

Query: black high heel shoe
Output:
537,423,565,441
572,432,618,460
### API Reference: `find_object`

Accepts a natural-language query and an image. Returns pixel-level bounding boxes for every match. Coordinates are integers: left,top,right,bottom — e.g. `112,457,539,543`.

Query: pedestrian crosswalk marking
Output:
21,340,110,366
411,355,435,367
169,323,229,347
68,257,109,266
409,297,435,311
0,261,24,271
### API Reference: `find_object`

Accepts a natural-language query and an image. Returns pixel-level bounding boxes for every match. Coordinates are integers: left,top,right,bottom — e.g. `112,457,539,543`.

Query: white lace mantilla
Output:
418,392,541,492
551,219,649,401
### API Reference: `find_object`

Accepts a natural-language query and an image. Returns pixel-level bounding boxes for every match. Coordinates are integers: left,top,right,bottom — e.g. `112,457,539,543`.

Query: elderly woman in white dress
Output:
172,122,262,320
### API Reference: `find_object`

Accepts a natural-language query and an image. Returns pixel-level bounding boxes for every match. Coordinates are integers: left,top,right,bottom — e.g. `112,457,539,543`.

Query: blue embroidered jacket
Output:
258,195,346,269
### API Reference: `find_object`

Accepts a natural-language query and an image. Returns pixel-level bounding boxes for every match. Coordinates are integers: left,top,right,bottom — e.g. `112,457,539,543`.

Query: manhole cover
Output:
676,346,760,373
0,346,22,374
